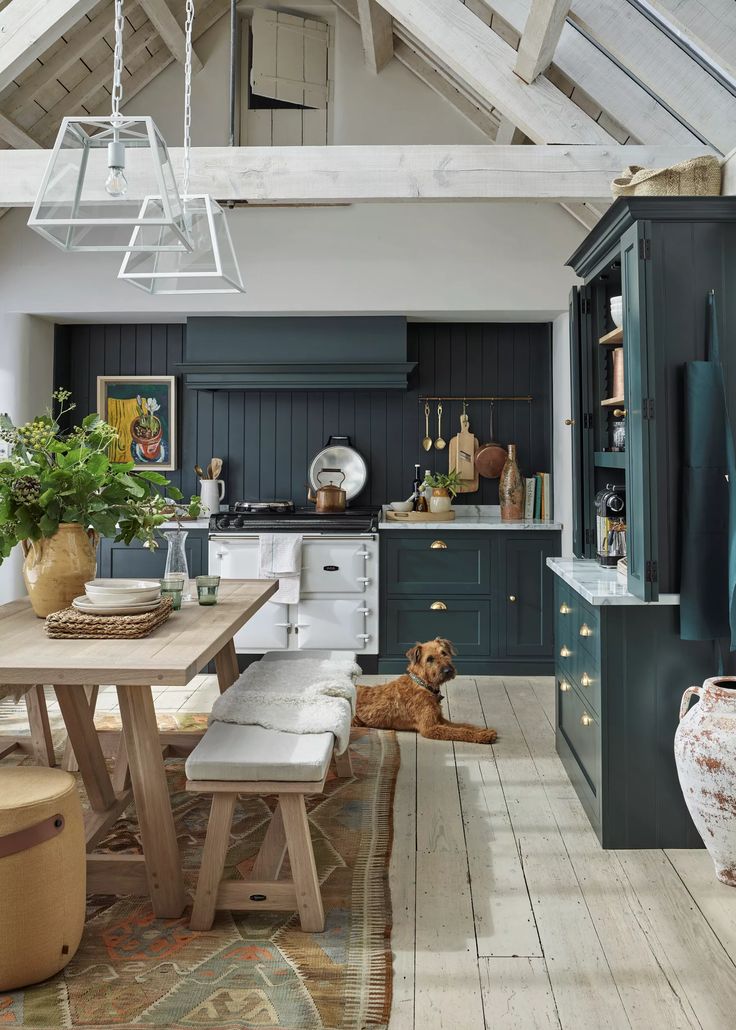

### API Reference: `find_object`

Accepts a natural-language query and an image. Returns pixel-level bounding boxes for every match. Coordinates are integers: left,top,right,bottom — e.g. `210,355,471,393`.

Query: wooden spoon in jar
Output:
209,457,223,480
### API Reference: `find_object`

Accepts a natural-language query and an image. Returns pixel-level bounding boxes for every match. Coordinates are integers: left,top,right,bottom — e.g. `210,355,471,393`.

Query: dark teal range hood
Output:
179,316,416,390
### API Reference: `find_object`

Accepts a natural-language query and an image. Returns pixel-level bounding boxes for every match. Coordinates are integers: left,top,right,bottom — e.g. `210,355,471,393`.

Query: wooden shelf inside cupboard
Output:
601,396,624,407
599,327,623,345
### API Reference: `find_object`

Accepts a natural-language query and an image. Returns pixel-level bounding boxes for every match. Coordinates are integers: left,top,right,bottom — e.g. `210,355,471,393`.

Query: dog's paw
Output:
480,728,498,744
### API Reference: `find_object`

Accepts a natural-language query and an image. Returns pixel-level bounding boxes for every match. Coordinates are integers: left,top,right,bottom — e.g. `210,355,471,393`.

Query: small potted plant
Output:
424,470,462,513
131,394,163,462
0,390,199,617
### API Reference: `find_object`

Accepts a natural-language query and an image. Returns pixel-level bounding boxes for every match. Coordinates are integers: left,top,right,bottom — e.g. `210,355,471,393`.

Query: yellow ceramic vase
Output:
22,523,98,618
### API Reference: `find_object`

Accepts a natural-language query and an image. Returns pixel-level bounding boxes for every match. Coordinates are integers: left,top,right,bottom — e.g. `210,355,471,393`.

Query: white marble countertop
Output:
380,504,561,531
547,557,679,606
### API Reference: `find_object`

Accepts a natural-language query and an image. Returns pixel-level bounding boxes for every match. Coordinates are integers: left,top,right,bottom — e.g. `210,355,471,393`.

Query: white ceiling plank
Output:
0,143,714,206
721,146,736,196
515,0,570,83
0,110,41,148
357,0,394,73
642,0,736,82
495,114,525,143
139,0,203,72
371,0,612,143
569,0,736,153
481,0,701,145
0,0,99,93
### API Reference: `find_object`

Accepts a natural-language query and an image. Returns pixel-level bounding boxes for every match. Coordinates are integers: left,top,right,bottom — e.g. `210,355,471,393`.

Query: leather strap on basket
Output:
0,813,65,859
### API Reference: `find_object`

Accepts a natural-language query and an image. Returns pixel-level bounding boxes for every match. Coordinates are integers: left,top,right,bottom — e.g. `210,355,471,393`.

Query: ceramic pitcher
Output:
675,676,736,885
200,479,225,516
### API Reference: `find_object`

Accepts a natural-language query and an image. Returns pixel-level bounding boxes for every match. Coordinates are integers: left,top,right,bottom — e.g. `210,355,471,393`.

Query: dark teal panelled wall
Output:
54,321,552,506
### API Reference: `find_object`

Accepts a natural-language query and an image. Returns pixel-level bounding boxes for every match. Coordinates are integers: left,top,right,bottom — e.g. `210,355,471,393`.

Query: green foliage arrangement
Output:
424,469,464,499
0,389,200,564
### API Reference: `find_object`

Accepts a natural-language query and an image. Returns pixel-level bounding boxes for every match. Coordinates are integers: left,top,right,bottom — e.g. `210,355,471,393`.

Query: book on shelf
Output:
531,472,551,520
534,473,542,519
524,478,536,519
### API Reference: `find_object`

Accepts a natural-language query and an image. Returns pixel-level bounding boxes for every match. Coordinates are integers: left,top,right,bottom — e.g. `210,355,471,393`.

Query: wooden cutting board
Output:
449,413,479,493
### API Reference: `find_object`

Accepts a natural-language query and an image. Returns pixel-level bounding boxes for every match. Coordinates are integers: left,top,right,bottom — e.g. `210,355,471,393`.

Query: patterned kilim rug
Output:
0,719,399,1030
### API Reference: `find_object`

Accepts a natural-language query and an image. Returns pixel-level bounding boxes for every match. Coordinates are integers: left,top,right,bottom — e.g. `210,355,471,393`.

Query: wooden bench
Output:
186,722,340,932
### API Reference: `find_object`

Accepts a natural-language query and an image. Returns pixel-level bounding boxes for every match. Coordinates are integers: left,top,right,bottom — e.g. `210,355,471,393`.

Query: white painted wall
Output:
552,311,573,555
0,315,55,603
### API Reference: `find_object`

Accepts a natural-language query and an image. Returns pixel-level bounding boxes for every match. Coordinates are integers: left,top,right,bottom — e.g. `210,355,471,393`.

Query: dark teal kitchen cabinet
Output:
379,529,560,674
98,529,208,579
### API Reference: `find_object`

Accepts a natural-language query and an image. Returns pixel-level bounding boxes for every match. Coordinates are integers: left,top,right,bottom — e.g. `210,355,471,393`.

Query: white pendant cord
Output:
111,0,125,125
182,0,195,200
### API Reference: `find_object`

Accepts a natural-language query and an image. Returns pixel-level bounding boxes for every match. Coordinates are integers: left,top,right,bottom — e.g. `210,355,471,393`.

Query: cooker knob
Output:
219,516,231,529
233,516,244,528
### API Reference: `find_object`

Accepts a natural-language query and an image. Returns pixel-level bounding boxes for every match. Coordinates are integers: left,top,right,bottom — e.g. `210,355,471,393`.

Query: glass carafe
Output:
163,529,190,600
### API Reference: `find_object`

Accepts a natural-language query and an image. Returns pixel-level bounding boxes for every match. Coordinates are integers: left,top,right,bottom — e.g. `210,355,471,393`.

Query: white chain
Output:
182,0,195,199
111,0,125,123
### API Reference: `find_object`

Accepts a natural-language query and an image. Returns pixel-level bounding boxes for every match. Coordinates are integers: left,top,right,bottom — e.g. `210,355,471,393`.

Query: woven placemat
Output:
45,596,174,639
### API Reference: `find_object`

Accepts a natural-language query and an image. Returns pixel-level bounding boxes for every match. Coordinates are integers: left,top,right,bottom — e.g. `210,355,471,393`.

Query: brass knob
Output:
613,408,627,418
430,540,448,550
509,595,516,602
559,681,571,693
560,646,571,658
564,418,575,426
579,623,592,637
559,603,572,615
430,601,447,610
580,712,594,727
581,672,591,688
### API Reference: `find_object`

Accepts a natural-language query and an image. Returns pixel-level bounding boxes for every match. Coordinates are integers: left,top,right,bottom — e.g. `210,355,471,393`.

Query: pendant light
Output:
28,0,190,253
118,0,245,294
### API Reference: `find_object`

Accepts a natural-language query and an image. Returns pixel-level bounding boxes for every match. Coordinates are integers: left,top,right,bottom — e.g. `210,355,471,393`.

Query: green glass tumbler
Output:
196,575,221,606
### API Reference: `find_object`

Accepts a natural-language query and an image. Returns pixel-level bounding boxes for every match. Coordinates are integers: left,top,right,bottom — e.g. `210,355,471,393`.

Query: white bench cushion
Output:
185,721,333,782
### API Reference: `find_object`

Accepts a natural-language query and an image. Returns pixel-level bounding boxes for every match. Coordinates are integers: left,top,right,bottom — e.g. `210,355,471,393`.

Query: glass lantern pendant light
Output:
27,0,190,253
118,0,244,293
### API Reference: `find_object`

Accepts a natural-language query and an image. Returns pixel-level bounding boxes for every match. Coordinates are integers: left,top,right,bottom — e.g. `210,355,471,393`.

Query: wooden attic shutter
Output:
250,9,329,109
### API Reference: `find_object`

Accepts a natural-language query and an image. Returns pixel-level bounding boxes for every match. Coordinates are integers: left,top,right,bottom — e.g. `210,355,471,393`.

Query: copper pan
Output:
474,402,507,479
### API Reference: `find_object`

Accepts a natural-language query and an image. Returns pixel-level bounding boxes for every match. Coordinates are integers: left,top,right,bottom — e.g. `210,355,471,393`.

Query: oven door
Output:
209,536,290,651
301,539,370,594
295,600,369,651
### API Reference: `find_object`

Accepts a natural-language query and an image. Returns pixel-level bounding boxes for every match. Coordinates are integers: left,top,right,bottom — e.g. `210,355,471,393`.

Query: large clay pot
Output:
22,523,98,618
675,676,736,885
499,443,524,521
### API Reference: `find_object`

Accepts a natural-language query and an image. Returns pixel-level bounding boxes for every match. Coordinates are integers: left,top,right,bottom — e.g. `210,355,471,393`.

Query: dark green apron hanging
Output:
680,291,736,649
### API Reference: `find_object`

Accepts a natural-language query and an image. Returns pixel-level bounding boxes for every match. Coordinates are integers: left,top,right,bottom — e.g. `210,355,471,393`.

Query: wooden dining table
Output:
0,579,277,918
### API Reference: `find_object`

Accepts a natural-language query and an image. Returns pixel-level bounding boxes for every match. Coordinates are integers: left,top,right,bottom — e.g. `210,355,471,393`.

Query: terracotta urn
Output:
499,443,524,521
675,676,736,885
429,487,452,514
22,523,98,618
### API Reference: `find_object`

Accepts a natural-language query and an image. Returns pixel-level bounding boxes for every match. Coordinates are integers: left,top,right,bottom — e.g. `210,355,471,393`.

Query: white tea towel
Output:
210,689,353,753
258,533,302,604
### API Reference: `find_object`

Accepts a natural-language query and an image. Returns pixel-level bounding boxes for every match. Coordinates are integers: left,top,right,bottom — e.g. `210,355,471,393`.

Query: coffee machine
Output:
595,484,626,567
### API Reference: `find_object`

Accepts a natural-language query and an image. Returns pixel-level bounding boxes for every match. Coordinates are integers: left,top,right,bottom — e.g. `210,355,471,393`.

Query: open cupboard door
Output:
569,285,594,558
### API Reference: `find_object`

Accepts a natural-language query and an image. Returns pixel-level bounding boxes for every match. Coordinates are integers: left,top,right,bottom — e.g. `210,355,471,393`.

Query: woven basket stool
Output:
0,768,85,991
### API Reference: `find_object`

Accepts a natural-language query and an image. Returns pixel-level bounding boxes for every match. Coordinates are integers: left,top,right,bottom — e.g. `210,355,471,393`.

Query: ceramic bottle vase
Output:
675,676,736,885
499,443,524,521
22,523,98,618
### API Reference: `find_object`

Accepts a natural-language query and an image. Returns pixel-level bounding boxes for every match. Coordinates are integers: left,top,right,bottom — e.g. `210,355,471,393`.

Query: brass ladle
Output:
435,402,446,450
422,402,433,451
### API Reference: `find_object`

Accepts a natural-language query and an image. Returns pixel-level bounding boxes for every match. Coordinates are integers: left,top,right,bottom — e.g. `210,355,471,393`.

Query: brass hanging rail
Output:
418,395,533,402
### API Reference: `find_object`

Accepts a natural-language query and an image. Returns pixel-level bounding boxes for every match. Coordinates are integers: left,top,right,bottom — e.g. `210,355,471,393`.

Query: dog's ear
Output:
405,642,423,664
435,637,457,656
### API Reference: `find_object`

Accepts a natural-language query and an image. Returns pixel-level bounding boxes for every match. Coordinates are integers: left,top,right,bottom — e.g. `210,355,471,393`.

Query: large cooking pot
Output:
309,436,367,502
308,469,347,512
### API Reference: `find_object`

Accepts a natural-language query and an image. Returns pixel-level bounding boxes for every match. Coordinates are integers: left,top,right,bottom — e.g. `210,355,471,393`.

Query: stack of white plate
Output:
73,579,162,616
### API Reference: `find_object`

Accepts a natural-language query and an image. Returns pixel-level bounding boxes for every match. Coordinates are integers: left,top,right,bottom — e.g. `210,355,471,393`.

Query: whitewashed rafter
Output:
515,0,570,83
357,0,394,74
642,0,736,82
139,0,202,72
0,0,99,93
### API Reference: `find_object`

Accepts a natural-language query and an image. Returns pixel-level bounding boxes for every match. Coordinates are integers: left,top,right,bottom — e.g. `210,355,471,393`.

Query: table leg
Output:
25,685,55,767
116,685,186,918
55,685,115,811
214,637,240,694
62,685,98,772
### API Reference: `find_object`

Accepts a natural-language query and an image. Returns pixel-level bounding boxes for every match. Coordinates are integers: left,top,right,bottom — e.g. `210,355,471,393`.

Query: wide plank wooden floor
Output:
3,674,736,1029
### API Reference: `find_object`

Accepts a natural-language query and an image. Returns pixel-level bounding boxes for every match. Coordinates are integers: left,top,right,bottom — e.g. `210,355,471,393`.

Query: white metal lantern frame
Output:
27,0,190,254
118,0,244,295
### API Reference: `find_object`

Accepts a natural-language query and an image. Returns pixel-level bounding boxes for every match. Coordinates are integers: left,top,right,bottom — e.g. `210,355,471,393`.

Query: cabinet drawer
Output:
383,598,491,656
557,676,600,807
383,533,491,595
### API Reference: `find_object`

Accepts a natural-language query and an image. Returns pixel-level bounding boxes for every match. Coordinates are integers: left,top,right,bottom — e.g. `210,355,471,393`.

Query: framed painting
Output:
97,375,177,471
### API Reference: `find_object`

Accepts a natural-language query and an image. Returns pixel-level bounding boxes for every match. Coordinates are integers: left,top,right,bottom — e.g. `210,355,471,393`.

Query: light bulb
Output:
105,166,128,197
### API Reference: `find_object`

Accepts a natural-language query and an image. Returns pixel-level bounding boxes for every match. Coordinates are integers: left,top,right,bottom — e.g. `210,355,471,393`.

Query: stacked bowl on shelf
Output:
73,579,162,616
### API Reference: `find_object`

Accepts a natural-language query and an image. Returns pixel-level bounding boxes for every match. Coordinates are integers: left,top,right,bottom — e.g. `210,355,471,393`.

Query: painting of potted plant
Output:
97,375,176,470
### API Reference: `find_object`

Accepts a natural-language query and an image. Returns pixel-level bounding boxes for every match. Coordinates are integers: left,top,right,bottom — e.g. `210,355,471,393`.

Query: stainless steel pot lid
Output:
309,436,368,502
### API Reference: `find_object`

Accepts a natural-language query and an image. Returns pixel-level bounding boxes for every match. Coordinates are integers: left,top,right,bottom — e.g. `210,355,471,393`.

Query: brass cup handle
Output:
560,646,571,658
509,595,516,602
559,603,572,615
564,418,575,426
559,681,572,693
580,712,594,727
613,408,627,418
430,540,448,550
581,672,591,688
579,623,592,637
430,601,448,610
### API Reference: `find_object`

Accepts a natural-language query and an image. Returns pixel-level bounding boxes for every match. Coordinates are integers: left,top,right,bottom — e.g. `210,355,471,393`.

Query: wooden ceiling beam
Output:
642,0,736,82
0,110,41,149
495,115,525,144
357,0,394,73
0,144,715,206
515,0,570,83
0,0,100,94
138,0,203,73
370,0,611,143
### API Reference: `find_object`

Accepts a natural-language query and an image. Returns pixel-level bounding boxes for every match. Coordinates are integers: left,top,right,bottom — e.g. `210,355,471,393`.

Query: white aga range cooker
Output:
208,501,380,656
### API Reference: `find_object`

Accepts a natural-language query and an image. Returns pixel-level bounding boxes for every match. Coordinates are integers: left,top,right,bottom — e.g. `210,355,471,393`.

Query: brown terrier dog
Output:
353,637,497,744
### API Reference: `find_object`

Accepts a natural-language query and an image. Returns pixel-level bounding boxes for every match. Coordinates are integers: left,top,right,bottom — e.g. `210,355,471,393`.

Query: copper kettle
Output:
308,469,347,512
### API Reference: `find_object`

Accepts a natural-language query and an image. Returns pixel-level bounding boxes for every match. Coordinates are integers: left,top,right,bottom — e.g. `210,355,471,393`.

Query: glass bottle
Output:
164,529,191,600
